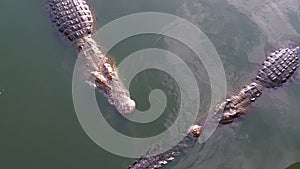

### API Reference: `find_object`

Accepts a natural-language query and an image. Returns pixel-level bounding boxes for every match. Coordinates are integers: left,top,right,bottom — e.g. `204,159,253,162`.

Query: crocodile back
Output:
128,46,300,168
254,47,300,88
47,0,94,43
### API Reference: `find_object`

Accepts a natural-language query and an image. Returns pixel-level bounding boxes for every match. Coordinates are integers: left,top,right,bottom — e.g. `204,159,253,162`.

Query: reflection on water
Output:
1,0,300,169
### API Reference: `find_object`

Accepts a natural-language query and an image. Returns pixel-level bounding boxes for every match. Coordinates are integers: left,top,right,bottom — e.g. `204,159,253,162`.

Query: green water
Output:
1,0,300,169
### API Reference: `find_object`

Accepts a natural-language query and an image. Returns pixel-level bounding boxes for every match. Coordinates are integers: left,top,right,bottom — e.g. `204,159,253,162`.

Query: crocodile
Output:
128,46,300,169
46,0,136,114
45,1,300,168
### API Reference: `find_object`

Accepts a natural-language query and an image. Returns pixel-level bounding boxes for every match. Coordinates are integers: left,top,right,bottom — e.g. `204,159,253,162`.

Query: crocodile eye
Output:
78,45,83,51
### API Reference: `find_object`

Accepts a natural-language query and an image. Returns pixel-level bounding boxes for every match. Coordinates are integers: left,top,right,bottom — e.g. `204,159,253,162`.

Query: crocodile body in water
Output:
128,46,300,169
46,1,300,168
46,0,136,114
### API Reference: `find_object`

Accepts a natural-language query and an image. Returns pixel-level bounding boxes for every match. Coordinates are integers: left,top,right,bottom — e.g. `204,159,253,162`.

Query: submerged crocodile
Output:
46,0,136,114
46,0,300,168
128,46,300,169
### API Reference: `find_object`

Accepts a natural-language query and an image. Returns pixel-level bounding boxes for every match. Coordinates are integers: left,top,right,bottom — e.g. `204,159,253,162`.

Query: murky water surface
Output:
1,0,300,168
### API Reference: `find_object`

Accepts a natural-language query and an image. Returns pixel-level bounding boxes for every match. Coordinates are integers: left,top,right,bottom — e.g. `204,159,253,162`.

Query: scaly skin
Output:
46,0,300,168
47,0,135,114
128,46,300,169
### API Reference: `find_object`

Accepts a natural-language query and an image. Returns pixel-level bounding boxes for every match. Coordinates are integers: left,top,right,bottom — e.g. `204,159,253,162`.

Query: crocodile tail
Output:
128,136,196,169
